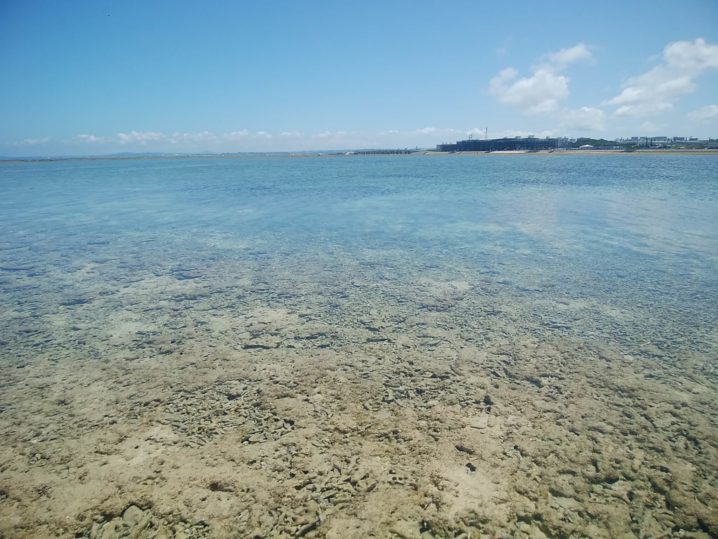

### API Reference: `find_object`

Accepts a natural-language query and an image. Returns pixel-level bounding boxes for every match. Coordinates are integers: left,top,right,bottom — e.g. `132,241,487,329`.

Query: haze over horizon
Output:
1,0,718,156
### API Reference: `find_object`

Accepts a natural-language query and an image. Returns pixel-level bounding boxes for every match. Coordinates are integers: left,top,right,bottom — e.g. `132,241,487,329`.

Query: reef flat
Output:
0,155,716,537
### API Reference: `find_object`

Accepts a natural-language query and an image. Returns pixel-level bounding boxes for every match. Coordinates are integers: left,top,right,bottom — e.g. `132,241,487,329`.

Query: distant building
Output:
436,137,559,152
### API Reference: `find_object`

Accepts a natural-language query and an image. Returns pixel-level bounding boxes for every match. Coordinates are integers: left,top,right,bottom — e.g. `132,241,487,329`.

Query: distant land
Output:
435,136,718,152
2,136,718,162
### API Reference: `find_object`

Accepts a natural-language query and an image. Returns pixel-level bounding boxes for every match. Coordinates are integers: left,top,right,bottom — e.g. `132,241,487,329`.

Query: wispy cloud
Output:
76,134,106,143
117,131,165,145
62,130,282,147
489,43,593,115
10,126,563,153
541,43,593,70
607,38,718,117
22,136,51,145
489,67,569,115
688,104,718,122
640,121,662,134
467,128,557,139
4,124,590,154
222,130,250,142
561,106,606,132
314,130,339,140
168,131,219,144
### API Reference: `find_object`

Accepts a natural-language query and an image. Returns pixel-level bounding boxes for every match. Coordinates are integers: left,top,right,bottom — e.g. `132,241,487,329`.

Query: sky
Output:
1,0,718,156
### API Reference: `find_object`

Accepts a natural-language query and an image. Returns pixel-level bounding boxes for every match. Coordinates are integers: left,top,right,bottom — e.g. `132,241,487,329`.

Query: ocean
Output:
1,154,717,537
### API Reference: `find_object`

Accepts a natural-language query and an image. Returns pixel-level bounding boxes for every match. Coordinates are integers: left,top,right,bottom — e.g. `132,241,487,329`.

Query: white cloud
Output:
472,128,557,139
13,125,578,154
561,106,606,132
224,130,250,139
688,104,718,122
465,127,487,137
117,131,165,145
640,121,661,133
664,38,718,70
608,69,692,116
490,68,569,114
489,43,593,115
313,130,348,140
22,137,51,145
608,38,718,117
489,67,515,88
543,43,593,70
168,131,219,144
370,127,460,144
76,134,105,143
69,130,283,146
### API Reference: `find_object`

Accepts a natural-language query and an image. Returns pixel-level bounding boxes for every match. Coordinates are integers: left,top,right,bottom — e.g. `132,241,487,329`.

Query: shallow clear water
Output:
1,154,717,364
2,154,718,537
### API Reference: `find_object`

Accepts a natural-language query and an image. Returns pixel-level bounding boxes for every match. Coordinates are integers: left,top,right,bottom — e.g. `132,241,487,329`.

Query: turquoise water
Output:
1,154,717,364
2,154,718,537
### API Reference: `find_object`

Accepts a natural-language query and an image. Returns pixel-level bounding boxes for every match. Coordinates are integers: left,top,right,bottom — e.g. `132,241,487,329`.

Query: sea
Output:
1,153,717,537
2,154,716,359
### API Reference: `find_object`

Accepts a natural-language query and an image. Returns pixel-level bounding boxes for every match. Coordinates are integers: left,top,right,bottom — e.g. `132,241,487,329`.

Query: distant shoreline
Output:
421,149,718,156
2,148,718,163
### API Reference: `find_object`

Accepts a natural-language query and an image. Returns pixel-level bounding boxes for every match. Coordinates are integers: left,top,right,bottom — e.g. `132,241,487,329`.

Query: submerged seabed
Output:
0,155,717,538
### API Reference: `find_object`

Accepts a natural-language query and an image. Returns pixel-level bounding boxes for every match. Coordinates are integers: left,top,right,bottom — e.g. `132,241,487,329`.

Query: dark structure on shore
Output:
437,137,560,152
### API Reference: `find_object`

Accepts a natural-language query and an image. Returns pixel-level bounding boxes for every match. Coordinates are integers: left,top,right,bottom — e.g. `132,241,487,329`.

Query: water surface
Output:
2,154,716,361
1,154,717,537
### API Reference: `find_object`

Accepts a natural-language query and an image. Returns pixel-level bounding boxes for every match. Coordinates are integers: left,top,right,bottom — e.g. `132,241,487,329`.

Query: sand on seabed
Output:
0,247,716,538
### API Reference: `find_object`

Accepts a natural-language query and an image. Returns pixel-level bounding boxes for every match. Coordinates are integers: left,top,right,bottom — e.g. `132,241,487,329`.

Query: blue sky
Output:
1,0,717,155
